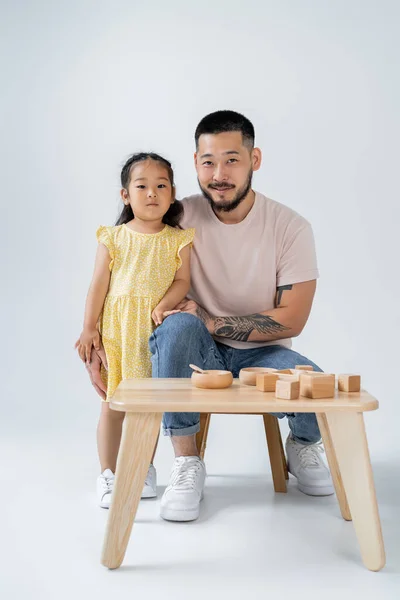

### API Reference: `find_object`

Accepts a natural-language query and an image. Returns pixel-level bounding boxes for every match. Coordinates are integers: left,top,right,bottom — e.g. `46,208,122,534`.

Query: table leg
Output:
325,412,385,571
197,413,211,460
317,413,351,521
278,424,289,481
101,412,162,569
263,415,287,493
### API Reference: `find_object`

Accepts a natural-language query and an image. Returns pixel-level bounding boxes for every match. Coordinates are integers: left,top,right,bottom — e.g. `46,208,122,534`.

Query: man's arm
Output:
179,280,316,343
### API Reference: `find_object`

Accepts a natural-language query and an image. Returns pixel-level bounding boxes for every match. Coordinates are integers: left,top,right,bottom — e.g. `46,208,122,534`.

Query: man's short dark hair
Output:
195,110,255,149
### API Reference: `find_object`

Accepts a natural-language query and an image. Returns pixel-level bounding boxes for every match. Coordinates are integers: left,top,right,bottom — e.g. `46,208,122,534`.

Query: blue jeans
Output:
149,313,322,445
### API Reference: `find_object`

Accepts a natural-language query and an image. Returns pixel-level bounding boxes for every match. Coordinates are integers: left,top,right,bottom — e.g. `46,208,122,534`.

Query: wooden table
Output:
101,378,385,572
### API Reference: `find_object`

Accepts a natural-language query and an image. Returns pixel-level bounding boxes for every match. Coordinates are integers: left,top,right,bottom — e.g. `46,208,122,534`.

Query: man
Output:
88,110,334,522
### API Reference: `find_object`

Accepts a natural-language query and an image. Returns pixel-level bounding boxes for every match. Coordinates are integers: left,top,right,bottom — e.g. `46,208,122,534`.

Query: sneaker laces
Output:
100,475,114,493
297,442,325,469
169,457,202,491
144,468,153,488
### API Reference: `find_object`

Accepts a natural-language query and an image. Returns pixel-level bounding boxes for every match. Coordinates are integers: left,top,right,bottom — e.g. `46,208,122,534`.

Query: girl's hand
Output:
76,328,101,363
151,306,181,326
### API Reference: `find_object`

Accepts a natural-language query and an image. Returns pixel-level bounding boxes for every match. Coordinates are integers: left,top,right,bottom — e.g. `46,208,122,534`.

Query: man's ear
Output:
251,147,262,172
120,188,129,205
194,152,198,171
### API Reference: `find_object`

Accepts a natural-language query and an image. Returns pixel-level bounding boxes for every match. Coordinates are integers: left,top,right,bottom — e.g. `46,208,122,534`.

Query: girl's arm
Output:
152,245,191,325
77,243,111,362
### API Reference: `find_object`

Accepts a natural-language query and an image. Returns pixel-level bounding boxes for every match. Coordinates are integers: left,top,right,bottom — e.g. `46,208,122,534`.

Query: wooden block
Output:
300,373,335,399
256,373,279,392
338,374,361,392
239,367,278,386
278,373,300,382
295,365,314,371
275,380,300,400
279,369,322,381
300,371,326,377
291,369,315,378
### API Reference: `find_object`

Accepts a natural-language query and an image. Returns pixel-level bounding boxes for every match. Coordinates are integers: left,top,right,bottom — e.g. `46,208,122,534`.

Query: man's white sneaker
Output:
285,435,334,496
160,456,206,522
97,465,157,508
141,464,157,498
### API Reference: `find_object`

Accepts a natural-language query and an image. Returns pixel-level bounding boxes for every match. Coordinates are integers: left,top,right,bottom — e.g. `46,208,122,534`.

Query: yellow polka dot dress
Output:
96,224,195,401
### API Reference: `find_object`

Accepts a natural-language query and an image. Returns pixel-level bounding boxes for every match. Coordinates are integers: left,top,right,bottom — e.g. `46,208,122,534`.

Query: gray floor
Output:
2,410,399,600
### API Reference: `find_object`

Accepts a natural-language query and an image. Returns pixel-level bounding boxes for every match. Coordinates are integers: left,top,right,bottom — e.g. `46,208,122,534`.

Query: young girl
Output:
76,152,194,508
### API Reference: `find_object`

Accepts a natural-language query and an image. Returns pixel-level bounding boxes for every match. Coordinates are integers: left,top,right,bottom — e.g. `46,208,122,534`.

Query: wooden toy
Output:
275,380,300,400
290,369,317,378
189,363,207,374
300,373,335,399
256,373,279,391
338,374,361,392
242,364,360,400
239,367,277,386
277,373,300,382
191,370,233,389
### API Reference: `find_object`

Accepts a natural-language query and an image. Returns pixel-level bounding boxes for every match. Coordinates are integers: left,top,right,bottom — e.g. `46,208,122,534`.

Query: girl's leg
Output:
97,401,125,473
97,402,159,472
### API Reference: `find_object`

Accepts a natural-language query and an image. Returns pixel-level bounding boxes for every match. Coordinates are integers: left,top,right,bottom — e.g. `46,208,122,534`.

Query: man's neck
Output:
212,189,256,225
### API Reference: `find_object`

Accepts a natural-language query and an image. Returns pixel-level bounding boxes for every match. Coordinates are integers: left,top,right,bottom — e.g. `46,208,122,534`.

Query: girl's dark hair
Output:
115,152,183,227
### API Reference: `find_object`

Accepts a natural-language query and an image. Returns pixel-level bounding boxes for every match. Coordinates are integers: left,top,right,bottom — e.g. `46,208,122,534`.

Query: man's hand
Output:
175,299,215,334
75,336,108,400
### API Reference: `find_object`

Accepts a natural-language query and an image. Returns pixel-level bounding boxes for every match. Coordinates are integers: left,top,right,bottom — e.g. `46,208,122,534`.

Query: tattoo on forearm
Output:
276,284,293,306
195,305,210,325
214,314,290,342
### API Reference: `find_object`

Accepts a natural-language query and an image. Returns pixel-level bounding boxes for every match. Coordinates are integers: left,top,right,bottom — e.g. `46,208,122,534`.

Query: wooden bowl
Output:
191,370,233,389
239,367,278,386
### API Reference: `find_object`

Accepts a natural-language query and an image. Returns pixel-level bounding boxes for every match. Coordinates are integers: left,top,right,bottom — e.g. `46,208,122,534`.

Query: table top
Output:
110,378,379,414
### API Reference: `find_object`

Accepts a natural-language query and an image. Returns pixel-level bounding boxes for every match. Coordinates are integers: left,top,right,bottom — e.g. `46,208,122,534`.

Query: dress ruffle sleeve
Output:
96,226,115,271
176,227,195,269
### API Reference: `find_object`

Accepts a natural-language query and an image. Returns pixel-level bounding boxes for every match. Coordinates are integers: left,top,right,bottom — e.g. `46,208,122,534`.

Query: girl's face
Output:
121,160,174,222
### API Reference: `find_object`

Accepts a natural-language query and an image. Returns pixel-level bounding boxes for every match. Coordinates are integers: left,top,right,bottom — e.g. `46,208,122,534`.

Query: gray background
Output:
1,1,399,598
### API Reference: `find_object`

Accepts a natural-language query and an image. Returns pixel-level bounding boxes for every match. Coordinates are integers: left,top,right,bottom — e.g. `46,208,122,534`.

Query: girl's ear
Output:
171,185,176,203
120,188,129,205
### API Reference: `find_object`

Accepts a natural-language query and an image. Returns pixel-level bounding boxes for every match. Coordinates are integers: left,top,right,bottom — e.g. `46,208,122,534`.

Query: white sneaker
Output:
160,456,206,522
97,469,115,508
285,435,334,496
97,465,157,508
141,464,157,498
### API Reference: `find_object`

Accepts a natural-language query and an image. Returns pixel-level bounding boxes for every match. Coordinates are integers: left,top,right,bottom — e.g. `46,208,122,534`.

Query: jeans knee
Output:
150,312,207,353
150,312,212,378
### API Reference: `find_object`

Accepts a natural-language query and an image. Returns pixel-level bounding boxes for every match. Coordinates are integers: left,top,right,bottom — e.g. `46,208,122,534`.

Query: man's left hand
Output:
175,299,215,334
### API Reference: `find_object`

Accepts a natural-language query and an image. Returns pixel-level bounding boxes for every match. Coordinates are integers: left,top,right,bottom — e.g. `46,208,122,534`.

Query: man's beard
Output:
198,170,253,213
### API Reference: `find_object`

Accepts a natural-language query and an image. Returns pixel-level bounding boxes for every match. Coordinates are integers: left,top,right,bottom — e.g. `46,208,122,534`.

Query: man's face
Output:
195,131,261,212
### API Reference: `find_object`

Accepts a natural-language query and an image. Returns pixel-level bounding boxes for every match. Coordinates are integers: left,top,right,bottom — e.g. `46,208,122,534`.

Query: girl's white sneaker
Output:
97,465,157,508
141,464,157,498
97,469,115,508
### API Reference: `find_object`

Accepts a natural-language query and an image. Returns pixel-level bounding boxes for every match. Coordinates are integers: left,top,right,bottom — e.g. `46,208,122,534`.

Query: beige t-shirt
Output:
180,192,319,350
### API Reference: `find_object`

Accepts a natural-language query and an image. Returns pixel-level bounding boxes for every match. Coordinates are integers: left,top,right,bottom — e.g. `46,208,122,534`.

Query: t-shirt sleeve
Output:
176,227,195,269
276,220,319,286
96,225,115,271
